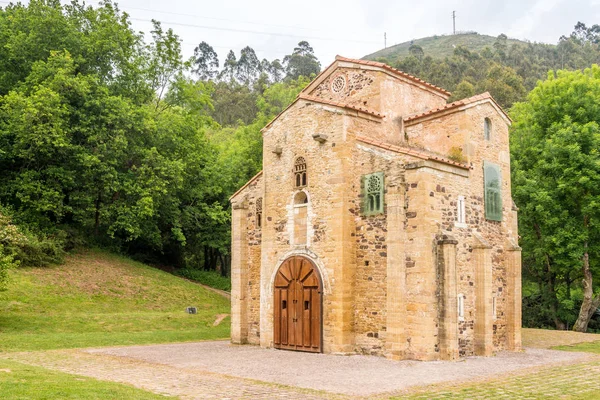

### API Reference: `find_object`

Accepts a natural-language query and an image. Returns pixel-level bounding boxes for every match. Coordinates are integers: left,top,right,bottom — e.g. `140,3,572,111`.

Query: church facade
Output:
229,56,521,360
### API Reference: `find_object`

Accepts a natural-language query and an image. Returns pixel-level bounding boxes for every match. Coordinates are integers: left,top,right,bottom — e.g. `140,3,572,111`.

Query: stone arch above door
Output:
273,256,323,353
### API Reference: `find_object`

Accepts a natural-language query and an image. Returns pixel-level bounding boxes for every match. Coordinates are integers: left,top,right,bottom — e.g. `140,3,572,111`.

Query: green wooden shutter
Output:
484,161,502,221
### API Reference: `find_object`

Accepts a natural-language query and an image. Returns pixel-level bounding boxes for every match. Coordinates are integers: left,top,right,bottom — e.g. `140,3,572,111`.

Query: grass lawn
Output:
392,329,600,400
554,340,600,354
0,249,230,352
0,358,168,399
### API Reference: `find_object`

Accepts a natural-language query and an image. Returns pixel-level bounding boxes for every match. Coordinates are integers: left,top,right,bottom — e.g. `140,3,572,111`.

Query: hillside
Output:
363,32,534,60
0,250,230,352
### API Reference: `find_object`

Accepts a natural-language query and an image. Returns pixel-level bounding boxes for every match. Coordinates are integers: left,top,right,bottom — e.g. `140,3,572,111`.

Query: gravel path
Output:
83,341,592,397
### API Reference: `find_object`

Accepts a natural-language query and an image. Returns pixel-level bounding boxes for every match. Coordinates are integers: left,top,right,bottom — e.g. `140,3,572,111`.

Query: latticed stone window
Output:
361,172,384,216
294,157,307,187
256,197,262,229
484,161,502,221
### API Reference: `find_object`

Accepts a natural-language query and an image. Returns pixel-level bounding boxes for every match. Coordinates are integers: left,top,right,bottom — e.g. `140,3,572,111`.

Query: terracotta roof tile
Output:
229,170,263,201
335,55,451,97
356,135,470,169
403,92,511,125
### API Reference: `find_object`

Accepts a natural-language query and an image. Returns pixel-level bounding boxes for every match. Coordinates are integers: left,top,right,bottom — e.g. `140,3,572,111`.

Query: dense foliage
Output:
0,0,312,279
511,66,600,332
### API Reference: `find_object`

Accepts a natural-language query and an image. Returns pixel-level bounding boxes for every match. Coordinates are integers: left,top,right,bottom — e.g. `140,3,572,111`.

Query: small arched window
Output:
256,197,262,229
293,191,308,245
294,157,307,188
484,118,492,141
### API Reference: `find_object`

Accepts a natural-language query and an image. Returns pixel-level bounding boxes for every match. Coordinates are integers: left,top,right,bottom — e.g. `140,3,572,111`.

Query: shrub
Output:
0,244,19,291
0,209,65,268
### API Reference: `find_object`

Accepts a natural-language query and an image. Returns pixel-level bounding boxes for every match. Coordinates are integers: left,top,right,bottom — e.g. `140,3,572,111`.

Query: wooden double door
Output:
273,256,322,352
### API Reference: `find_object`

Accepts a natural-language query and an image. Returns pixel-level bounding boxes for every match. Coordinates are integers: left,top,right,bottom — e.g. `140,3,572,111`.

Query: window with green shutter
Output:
484,161,502,221
361,172,384,216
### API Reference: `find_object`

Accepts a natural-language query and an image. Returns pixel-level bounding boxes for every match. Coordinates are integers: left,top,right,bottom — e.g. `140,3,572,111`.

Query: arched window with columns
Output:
294,157,307,188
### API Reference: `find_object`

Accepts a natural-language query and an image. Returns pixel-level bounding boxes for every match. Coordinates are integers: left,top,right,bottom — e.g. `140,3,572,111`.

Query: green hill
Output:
0,249,230,352
363,32,534,60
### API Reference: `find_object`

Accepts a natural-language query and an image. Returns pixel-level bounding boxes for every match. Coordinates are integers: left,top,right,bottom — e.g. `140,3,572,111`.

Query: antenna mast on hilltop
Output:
384,32,387,48
452,11,456,34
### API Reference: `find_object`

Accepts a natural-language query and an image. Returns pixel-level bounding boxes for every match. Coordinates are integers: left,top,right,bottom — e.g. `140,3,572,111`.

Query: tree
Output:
409,44,424,61
219,50,237,82
283,41,321,80
236,46,261,85
192,41,219,80
511,65,600,332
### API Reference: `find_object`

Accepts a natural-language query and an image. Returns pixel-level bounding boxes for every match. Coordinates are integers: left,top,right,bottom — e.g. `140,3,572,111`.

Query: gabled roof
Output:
403,92,511,126
229,170,263,201
261,93,383,133
356,135,470,170
302,55,451,99
298,94,384,118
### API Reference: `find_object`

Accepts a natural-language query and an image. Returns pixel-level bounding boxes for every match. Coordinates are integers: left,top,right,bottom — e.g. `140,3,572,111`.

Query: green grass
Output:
176,268,231,291
554,340,600,354
0,358,167,399
394,361,600,399
0,249,230,352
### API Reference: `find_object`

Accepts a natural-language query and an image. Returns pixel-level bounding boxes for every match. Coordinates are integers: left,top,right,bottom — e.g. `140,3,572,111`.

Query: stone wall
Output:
351,144,406,356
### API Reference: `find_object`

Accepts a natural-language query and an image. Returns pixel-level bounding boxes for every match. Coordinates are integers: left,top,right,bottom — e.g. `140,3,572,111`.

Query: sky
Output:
29,0,600,66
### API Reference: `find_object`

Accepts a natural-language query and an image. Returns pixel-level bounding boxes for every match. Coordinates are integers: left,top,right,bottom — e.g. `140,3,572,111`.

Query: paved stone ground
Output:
3,340,597,399
3,349,340,400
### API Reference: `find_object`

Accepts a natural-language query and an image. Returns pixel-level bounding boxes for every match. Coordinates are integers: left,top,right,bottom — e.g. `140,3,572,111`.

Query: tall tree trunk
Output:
94,192,102,236
534,221,565,329
548,272,566,330
574,239,598,332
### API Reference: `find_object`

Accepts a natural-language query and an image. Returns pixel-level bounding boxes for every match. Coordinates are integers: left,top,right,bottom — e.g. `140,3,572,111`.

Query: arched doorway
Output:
273,256,322,352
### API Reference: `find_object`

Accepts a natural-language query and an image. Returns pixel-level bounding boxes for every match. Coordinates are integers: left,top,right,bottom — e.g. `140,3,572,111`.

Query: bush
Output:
0,244,19,291
0,209,65,268
176,269,231,292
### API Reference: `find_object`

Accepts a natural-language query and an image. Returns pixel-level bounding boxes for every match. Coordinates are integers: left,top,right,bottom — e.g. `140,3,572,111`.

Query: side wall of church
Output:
404,102,516,355
230,175,263,345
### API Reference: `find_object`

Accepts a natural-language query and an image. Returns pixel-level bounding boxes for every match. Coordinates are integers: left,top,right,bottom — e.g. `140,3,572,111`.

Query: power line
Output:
114,2,348,35
129,17,380,45
0,1,381,45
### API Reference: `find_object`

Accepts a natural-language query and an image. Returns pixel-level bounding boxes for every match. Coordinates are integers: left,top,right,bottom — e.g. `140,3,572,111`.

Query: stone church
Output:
229,56,521,361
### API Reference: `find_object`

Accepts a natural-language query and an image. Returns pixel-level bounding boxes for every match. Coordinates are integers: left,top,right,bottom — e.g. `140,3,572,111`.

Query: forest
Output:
1,0,600,332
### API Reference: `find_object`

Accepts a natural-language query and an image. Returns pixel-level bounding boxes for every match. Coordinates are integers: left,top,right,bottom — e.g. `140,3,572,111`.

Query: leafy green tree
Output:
511,65,600,332
192,41,219,81
283,41,321,80
236,46,261,85
219,50,237,82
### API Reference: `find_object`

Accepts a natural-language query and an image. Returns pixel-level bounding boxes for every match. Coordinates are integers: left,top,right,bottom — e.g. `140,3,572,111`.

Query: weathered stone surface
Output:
230,57,520,361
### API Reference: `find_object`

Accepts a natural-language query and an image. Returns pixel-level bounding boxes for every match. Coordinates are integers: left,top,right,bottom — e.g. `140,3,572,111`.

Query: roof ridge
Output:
229,170,263,201
334,55,451,97
298,93,384,118
403,91,510,124
356,135,470,169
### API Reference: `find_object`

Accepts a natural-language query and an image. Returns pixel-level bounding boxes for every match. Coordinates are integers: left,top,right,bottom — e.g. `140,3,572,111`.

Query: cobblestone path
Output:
2,350,343,400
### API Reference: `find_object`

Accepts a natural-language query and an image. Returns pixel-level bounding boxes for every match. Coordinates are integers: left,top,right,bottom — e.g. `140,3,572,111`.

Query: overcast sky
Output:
74,0,600,66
